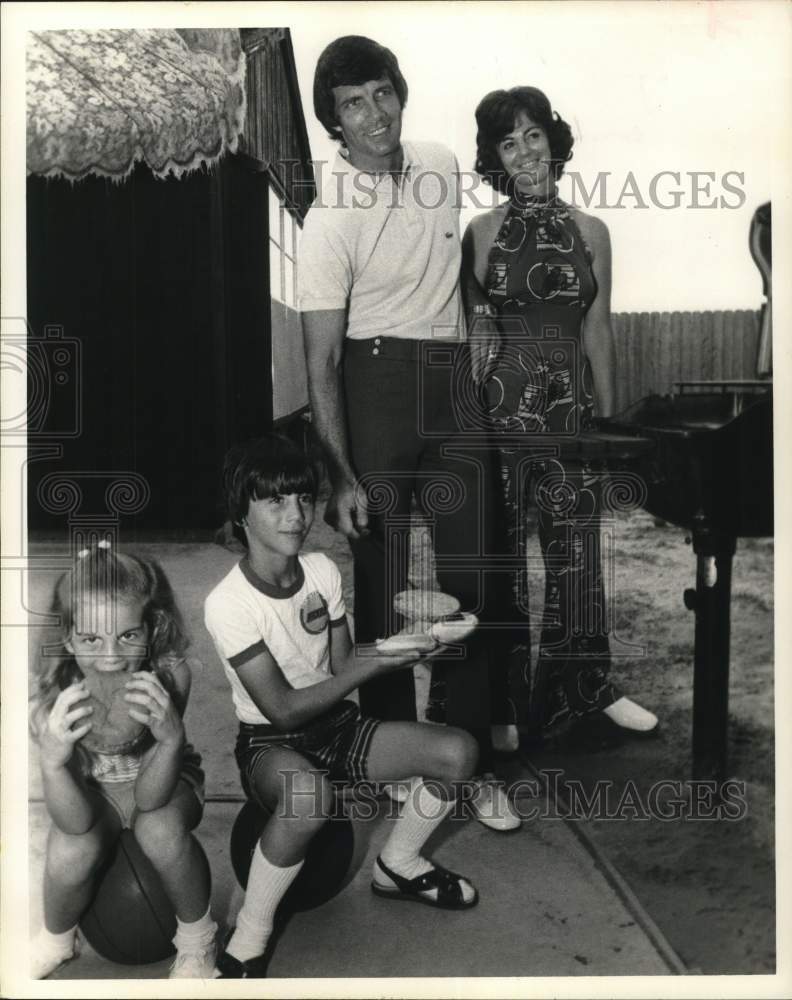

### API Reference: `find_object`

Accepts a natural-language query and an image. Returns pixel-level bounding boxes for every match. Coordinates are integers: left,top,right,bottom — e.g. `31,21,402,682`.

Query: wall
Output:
271,299,307,424
612,310,762,413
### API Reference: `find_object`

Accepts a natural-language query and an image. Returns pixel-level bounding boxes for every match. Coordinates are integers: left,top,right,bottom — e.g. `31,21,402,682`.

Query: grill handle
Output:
749,202,772,379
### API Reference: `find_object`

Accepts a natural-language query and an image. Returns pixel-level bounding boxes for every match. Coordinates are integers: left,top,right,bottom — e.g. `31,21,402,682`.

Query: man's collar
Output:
333,140,420,185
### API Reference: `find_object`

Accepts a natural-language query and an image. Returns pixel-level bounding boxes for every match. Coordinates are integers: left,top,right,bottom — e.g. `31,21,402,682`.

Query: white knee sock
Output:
379,780,453,873
31,924,78,979
40,924,77,949
376,780,472,897
173,905,217,952
226,847,303,963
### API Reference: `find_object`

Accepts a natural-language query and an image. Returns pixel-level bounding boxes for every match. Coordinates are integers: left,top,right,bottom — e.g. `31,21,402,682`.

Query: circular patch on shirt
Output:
300,591,330,635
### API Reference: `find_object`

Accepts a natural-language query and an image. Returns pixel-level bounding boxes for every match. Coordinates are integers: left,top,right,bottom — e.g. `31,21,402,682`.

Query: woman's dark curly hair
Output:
313,35,408,142
474,86,574,195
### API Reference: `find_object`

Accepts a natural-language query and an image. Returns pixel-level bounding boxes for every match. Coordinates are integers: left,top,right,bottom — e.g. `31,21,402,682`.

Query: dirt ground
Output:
319,501,775,975
522,509,776,975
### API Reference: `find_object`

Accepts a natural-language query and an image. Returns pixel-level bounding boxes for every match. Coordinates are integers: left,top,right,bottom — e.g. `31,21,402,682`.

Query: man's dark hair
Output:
474,86,574,195
313,35,408,141
223,434,320,528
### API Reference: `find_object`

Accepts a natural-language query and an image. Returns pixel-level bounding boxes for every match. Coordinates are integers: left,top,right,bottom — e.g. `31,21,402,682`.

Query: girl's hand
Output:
40,681,93,769
124,672,184,748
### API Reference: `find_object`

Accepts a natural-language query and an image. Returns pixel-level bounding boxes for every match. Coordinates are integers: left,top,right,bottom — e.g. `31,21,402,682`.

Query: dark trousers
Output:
343,337,514,734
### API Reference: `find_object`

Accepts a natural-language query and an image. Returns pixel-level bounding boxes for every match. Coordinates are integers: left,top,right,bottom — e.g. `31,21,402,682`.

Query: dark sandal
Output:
216,950,269,979
371,856,478,910
215,928,272,979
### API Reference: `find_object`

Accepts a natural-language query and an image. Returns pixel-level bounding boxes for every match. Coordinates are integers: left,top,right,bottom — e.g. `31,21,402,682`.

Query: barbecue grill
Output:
602,203,773,781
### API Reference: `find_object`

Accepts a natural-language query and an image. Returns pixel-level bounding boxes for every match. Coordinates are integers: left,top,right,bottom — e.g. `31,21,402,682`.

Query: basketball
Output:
79,830,176,965
230,800,355,912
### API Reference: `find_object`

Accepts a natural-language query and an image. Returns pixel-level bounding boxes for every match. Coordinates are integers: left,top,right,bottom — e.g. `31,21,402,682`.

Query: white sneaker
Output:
470,777,521,832
169,941,218,979
30,927,79,980
491,724,520,753
603,697,658,733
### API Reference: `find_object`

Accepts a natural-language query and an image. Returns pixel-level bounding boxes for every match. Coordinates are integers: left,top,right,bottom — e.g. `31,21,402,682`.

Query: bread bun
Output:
431,613,478,645
375,630,437,654
80,668,145,754
393,589,460,623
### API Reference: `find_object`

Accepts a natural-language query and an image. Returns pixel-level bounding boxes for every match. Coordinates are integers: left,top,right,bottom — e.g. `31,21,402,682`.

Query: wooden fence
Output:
611,310,762,412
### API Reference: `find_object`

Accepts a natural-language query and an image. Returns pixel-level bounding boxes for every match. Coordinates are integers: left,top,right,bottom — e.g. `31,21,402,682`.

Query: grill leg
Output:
688,526,736,782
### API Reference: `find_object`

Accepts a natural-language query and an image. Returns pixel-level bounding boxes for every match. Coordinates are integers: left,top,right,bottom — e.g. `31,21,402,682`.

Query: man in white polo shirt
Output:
298,35,520,831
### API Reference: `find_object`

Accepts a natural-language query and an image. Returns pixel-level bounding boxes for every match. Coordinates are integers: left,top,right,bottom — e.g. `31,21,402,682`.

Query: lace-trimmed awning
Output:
27,28,246,181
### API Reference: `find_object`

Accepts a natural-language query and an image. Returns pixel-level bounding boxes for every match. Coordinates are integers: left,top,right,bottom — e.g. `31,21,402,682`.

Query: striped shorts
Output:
235,700,380,801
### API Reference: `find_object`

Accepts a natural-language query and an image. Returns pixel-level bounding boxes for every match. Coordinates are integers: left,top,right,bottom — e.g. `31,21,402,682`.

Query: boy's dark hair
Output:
473,86,574,195
223,434,320,527
313,35,408,141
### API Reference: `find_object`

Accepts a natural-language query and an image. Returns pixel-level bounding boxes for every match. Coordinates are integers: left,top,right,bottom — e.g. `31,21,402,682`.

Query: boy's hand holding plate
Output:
374,589,479,656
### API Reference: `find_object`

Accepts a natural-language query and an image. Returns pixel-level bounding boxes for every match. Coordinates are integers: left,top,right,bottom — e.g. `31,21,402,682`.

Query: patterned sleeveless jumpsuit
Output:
483,197,618,734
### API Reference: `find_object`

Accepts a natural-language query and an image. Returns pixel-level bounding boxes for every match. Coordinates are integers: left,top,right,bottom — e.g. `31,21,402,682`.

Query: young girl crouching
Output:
29,543,217,979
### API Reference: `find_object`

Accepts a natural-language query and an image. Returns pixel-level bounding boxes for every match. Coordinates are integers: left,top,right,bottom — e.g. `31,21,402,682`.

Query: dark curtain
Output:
26,154,272,534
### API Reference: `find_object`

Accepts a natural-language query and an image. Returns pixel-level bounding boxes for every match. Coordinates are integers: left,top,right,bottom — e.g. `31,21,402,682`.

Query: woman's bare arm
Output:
576,211,618,418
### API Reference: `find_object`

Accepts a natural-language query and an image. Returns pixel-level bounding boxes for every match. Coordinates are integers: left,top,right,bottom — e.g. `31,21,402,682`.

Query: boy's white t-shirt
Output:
204,552,346,725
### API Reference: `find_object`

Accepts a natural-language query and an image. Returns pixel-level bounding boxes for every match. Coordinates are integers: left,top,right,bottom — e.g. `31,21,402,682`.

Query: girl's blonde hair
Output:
30,544,188,734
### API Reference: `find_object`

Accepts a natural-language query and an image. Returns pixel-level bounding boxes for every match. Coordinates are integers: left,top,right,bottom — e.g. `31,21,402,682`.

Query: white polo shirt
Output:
297,140,466,342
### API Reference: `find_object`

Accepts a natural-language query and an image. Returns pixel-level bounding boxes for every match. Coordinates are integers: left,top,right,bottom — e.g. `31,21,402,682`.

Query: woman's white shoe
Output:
471,777,521,832
602,697,658,733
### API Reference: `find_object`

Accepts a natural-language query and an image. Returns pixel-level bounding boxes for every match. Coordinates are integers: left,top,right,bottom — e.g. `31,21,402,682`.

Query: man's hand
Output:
325,477,369,540
468,316,501,384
